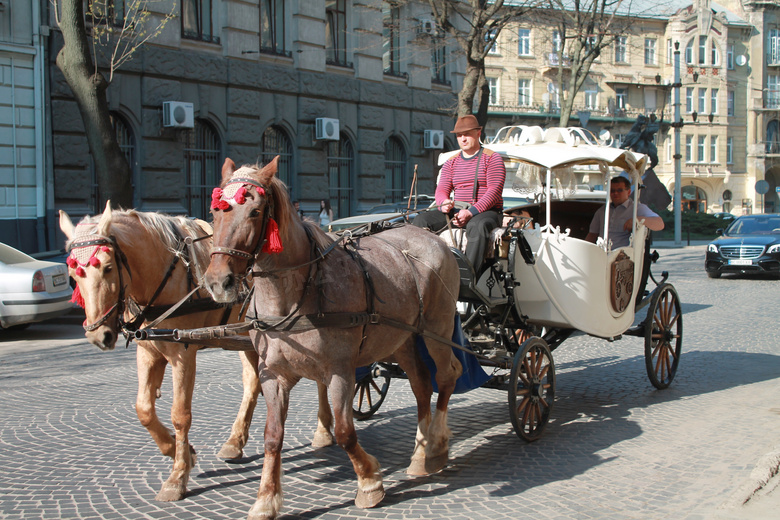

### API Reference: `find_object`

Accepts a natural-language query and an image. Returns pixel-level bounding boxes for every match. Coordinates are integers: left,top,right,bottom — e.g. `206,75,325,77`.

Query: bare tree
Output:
539,0,634,126
427,0,531,126
53,0,173,209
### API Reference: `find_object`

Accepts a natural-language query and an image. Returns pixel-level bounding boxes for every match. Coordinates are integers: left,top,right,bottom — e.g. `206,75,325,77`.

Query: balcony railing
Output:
545,53,572,68
764,93,780,109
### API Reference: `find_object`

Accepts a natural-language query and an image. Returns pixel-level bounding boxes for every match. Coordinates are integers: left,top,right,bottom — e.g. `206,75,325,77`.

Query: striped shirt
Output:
435,148,506,215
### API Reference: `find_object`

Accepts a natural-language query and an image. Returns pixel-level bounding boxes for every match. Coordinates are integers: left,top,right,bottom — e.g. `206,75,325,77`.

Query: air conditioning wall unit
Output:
423,129,444,149
315,117,340,140
419,18,436,35
162,101,194,128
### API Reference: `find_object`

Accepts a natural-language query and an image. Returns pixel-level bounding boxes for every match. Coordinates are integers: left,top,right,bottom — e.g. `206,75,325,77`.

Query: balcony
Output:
764,93,780,109
545,53,572,68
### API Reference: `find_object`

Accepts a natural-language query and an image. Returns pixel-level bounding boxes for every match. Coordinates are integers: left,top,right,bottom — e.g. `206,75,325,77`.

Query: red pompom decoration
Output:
89,256,101,267
67,256,78,268
71,284,85,308
234,187,247,205
262,218,283,254
100,246,110,253
75,266,86,277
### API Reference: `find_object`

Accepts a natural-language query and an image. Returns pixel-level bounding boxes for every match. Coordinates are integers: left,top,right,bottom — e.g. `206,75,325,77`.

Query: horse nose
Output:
221,273,236,293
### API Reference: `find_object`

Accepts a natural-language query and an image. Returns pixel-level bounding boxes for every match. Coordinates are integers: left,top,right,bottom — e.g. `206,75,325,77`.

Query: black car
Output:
705,214,780,278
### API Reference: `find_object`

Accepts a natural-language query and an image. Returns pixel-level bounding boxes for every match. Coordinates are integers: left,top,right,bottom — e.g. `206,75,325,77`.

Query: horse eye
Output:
103,265,113,274
249,208,261,218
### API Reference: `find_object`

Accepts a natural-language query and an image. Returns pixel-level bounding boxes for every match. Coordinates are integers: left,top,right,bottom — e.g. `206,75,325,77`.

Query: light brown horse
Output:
204,157,463,520
58,204,336,502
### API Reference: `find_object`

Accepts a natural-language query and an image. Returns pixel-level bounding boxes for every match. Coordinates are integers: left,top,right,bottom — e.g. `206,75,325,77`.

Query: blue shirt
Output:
588,198,659,248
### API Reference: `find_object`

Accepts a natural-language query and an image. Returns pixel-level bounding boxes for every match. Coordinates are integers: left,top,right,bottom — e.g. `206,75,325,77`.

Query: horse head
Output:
59,202,124,351
205,156,295,303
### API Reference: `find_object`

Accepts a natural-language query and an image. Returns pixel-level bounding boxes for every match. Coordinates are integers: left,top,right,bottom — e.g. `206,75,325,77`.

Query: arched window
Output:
184,119,221,219
682,184,707,213
327,134,354,219
90,112,136,213
384,136,407,203
685,39,694,65
260,125,293,189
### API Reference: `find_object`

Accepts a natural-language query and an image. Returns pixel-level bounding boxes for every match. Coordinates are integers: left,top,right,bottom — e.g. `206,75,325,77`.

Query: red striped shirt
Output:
435,148,506,214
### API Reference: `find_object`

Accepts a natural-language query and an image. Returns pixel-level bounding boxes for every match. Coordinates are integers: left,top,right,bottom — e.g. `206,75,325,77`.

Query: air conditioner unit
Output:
419,18,436,35
162,101,194,129
423,129,444,149
315,117,339,140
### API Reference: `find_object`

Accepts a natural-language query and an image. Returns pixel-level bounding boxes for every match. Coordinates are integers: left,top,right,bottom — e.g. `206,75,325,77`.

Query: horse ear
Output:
257,156,280,184
96,200,113,236
59,210,76,240
221,158,236,184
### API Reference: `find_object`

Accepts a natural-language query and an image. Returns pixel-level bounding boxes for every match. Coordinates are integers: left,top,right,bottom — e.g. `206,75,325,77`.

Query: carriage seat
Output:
436,226,507,261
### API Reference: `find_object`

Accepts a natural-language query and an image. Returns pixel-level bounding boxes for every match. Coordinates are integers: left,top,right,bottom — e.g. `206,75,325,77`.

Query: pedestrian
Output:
318,199,333,228
292,200,304,220
412,114,506,275
585,175,664,248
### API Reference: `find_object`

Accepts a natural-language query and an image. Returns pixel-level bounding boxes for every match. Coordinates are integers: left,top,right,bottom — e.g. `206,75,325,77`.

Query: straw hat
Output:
450,114,482,134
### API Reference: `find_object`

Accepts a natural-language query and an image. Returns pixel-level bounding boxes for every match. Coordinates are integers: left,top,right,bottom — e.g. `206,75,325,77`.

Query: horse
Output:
58,204,336,502
204,157,463,520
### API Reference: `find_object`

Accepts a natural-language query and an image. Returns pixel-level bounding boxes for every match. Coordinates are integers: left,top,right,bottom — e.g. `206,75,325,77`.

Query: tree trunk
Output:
56,0,133,209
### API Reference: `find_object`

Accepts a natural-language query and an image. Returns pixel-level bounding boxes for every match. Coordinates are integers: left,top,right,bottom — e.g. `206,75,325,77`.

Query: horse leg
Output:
218,350,261,460
389,341,436,476
330,374,385,509
156,347,198,502
248,375,291,520
135,343,175,458
311,382,334,448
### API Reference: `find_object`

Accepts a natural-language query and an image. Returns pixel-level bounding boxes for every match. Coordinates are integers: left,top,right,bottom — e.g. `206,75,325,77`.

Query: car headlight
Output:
768,244,780,254
707,243,719,253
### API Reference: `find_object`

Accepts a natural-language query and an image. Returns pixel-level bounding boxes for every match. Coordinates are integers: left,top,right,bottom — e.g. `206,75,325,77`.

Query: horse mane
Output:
68,210,213,282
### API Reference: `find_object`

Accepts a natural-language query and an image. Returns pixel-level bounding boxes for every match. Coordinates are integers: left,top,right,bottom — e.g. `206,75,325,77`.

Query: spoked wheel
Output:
353,362,391,420
644,283,683,389
508,337,555,442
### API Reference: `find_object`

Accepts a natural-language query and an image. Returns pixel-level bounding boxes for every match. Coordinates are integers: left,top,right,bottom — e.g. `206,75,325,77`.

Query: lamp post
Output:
672,42,683,246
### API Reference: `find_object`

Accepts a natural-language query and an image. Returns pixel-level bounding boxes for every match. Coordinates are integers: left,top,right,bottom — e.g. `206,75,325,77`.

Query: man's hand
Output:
453,209,473,227
623,219,633,231
440,199,454,213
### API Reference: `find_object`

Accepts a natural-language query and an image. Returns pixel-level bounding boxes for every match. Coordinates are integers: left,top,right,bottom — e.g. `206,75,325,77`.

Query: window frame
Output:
518,28,531,56
644,38,657,65
181,0,219,43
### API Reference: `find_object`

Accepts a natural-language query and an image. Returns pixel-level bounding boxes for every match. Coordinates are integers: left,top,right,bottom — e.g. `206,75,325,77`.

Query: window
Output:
182,0,217,43
727,137,733,164
486,29,499,55
382,3,400,75
184,120,221,219
326,0,348,66
552,30,562,53
769,29,780,64
685,39,694,64
644,38,656,65
488,77,498,105
260,126,293,188
518,29,531,56
549,83,560,109
698,88,706,113
260,0,286,55
710,136,717,163
768,75,780,109
686,87,693,113
384,137,407,203
615,36,627,63
616,87,627,109
432,39,448,84
728,90,735,116
667,38,672,64
518,79,532,106
711,40,719,66
699,36,707,65
727,44,735,69
666,136,672,162
697,135,705,162
685,135,693,162
584,89,597,110
711,88,718,114
88,0,127,25
327,134,354,219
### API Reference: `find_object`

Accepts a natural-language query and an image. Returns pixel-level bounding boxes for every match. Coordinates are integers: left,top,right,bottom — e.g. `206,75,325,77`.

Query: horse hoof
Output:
355,484,385,509
406,458,429,476
406,452,448,476
217,442,244,461
311,431,335,448
155,485,186,502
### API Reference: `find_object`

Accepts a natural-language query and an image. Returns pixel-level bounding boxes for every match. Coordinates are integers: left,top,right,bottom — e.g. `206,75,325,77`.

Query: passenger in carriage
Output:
412,114,506,274
585,176,664,248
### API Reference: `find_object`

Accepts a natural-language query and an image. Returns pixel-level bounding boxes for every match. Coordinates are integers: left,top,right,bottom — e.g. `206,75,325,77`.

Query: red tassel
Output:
71,284,85,308
262,218,283,254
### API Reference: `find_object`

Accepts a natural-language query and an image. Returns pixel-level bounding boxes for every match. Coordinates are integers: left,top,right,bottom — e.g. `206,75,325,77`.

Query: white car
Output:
0,243,74,329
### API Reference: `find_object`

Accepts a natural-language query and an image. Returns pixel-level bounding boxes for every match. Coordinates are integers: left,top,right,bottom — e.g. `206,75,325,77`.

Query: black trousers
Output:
412,208,501,274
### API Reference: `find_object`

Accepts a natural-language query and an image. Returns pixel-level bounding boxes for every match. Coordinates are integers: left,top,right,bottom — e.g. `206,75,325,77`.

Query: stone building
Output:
484,0,780,216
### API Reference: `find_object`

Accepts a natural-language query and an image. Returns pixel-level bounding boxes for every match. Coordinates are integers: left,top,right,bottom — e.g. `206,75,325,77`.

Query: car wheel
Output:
706,270,721,279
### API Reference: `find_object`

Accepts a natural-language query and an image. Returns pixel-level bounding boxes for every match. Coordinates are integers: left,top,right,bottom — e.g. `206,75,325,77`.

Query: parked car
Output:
0,242,74,329
711,212,736,222
328,196,435,233
705,214,780,278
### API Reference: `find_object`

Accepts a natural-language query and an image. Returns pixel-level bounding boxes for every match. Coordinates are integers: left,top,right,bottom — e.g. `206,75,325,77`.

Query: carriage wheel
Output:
644,283,683,389
508,337,555,442
353,363,391,420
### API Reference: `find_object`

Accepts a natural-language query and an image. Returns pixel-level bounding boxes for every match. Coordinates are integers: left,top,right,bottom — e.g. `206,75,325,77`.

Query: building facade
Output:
485,0,780,216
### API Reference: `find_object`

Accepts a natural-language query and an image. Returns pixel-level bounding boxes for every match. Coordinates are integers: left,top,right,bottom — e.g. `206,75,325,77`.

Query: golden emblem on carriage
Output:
610,250,634,313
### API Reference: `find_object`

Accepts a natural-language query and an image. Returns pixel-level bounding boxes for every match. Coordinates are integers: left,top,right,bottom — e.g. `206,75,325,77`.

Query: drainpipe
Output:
32,0,47,251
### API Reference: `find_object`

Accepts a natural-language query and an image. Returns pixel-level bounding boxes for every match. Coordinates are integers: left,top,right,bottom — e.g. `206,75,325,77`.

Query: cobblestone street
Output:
2,245,779,520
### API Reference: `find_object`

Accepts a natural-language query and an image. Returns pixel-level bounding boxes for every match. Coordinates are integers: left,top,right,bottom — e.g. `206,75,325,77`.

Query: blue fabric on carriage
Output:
415,314,491,394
